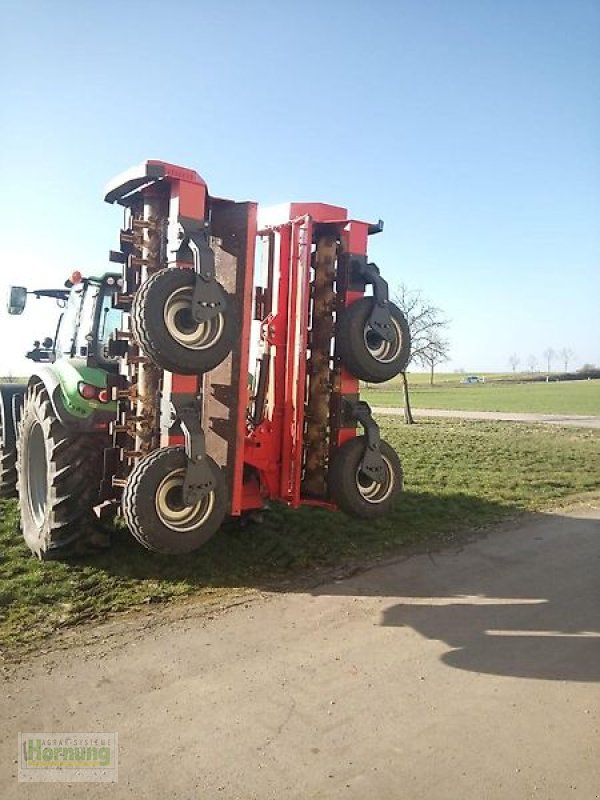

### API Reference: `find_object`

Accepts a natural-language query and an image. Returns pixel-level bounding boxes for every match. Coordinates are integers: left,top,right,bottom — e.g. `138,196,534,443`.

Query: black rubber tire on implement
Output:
16,382,105,559
131,268,237,375
122,446,228,555
328,435,403,519
336,297,411,383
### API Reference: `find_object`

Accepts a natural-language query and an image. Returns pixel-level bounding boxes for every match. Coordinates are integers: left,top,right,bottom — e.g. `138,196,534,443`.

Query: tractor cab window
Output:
55,285,85,358
96,287,122,364
75,283,98,357
55,280,122,365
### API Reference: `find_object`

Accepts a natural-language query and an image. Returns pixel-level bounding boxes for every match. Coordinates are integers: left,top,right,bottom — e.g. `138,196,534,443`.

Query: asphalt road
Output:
2,503,599,799
373,407,600,429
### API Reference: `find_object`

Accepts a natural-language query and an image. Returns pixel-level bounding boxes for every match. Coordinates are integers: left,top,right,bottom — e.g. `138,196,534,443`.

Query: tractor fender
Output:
28,367,113,433
0,384,27,448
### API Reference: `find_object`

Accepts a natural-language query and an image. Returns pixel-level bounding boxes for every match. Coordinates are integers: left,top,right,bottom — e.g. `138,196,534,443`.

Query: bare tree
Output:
508,353,520,372
399,372,414,424
393,284,451,422
527,354,538,373
559,347,574,372
543,347,555,373
421,333,451,386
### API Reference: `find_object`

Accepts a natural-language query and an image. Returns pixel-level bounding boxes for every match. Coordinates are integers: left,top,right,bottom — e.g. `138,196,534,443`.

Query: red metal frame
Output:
158,169,258,516
230,202,257,515
107,160,257,516
241,204,376,512
336,220,370,448
106,159,380,519
161,165,208,451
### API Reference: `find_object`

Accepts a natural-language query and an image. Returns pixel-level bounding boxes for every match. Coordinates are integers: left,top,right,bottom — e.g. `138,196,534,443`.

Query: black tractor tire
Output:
336,297,411,383
16,382,105,559
0,405,18,500
122,446,228,555
0,439,17,499
131,268,237,375
0,385,25,499
328,435,403,518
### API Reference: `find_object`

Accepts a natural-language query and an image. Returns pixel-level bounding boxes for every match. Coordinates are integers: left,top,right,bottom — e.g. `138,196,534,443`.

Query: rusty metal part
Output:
129,256,151,268
114,386,138,401
132,218,156,230
124,450,143,459
134,194,164,454
109,191,167,477
302,235,337,497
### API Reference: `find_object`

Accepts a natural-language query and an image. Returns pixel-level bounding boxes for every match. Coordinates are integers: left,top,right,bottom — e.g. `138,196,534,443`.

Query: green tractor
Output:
1,272,122,558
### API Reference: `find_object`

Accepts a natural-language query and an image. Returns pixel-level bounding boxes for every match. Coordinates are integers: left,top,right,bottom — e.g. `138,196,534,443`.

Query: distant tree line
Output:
507,349,599,378
508,347,579,374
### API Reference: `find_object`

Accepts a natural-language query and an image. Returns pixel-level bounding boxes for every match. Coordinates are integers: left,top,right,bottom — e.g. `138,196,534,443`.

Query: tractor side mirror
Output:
7,286,28,315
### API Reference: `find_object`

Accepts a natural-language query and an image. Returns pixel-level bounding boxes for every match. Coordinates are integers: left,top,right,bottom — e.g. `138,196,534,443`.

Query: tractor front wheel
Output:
328,435,403,518
16,383,105,559
132,268,236,375
122,446,227,554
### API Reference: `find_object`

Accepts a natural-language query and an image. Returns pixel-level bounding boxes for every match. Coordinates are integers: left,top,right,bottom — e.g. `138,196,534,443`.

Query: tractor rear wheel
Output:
16,382,105,559
328,435,403,518
0,415,18,499
0,386,24,498
122,446,227,554
336,297,410,383
132,268,236,375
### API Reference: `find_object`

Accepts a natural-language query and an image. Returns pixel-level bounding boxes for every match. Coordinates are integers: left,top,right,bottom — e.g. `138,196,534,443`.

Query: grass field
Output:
2,418,600,653
383,372,518,385
363,377,600,415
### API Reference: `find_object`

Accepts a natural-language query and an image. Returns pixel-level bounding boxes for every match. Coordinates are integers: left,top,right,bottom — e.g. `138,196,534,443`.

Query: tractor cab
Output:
7,272,122,370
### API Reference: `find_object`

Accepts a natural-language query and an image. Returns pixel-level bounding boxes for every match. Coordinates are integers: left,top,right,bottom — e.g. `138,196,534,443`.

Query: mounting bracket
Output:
357,261,394,343
172,395,216,505
172,218,227,323
346,399,385,484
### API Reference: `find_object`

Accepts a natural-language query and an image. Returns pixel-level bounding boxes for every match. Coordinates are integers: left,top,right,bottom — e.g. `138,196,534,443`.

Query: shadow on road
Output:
318,511,600,682
14,491,597,684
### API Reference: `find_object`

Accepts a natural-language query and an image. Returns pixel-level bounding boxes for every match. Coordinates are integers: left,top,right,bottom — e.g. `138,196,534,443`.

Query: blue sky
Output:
1,0,598,374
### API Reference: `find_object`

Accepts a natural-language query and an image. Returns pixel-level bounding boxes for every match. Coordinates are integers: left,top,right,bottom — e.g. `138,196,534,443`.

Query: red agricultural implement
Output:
2,160,410,558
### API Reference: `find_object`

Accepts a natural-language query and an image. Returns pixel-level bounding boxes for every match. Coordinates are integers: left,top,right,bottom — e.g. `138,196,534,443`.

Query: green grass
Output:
386,371,518,386
364,378,600,415
1,418,600,653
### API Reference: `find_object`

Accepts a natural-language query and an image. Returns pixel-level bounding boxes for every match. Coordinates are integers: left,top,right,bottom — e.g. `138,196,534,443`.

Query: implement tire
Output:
16,382,104,559
132,268,236,375
122,446,227,554
328,435,403,518
336,297,410,383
